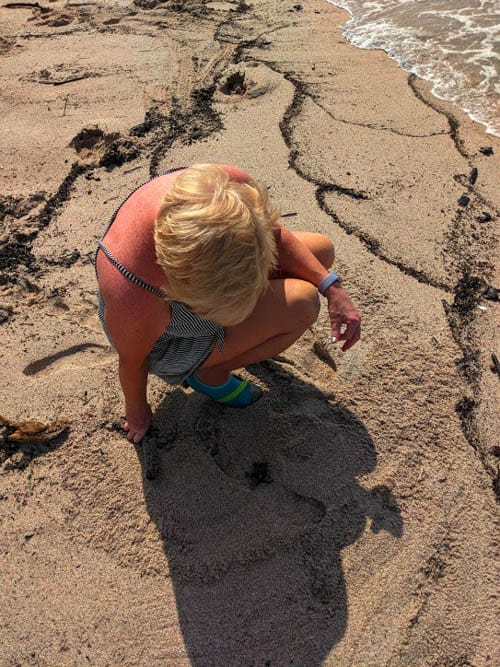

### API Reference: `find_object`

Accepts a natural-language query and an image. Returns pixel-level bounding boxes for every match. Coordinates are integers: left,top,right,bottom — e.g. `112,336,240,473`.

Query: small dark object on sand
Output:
479,146,493,156
483,286,499,302
477,212,492,223
220,71,246,96
490,353,500,377
293,3,303,10
458,194,470,207
469,167,478,185
246,461,272,487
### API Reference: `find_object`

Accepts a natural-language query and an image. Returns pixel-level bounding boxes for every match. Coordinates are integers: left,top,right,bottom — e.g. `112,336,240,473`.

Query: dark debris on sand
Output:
246,461,273,488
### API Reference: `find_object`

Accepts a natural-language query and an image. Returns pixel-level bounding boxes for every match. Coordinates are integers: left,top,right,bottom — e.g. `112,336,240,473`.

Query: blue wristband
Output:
318,272,341,295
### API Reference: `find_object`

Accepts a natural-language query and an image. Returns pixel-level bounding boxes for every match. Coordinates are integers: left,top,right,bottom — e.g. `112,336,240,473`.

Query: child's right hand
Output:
124,405,152,443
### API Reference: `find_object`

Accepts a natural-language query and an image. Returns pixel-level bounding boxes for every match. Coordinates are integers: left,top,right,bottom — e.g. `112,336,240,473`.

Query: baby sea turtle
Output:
483,286,499,302
477,212,492,223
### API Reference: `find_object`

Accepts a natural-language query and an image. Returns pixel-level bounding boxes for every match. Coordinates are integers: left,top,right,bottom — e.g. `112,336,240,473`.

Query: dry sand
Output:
1,0,499,665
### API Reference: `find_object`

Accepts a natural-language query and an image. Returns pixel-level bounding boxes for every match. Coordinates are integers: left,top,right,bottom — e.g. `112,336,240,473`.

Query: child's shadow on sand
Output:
139,360,403,666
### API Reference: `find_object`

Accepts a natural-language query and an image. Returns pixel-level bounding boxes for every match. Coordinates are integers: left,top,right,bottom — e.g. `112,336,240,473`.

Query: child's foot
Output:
184,373,262,408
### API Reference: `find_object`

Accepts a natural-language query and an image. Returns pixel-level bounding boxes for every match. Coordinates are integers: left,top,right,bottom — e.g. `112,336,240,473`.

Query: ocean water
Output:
326,0,499,136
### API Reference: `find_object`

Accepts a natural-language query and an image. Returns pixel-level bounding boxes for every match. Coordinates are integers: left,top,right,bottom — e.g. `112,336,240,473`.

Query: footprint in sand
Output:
69,125,139,168
69,125,119,159
216,63,281,101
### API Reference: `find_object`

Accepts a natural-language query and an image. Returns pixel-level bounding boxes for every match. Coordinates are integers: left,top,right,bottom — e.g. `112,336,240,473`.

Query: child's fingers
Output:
340,321,361,351
330,319,342,343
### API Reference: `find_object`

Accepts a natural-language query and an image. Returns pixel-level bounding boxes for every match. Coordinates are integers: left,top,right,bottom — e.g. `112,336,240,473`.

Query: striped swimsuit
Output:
95,167,225,385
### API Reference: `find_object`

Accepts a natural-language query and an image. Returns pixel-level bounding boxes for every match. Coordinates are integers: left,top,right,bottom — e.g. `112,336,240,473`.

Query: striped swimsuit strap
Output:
97,241,166,298
96,165,187,299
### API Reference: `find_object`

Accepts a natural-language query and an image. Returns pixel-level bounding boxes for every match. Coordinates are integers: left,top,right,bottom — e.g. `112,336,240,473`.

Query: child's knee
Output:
317,235,335,268
287,280,320,328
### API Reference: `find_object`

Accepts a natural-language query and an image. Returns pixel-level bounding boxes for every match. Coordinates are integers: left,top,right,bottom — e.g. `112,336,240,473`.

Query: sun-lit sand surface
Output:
1,1,498,665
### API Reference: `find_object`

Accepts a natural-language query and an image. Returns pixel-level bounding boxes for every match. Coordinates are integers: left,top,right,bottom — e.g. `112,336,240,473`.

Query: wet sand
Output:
1,1,499,665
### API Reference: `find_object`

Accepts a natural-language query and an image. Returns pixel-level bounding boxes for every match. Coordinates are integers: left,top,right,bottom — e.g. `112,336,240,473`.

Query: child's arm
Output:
118,355,152,443
104,295,170,443
274,223,361,351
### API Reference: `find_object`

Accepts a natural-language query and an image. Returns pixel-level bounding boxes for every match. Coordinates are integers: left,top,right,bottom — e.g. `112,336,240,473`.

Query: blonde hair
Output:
154,164,279,325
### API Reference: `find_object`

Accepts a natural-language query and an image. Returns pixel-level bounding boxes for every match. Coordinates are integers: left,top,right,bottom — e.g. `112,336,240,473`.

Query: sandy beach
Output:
1,0,499,665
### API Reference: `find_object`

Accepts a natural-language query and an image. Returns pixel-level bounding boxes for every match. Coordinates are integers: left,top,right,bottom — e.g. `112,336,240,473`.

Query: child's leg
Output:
197,230,334,386
196,277,320,386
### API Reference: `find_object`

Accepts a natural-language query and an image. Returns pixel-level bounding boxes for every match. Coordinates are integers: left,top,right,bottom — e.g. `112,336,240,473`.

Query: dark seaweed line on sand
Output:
409,75,499,217
0,163,88,274
226,31,496,493
408,76,498,495
216,20,495,490
221,34,454,292
1,78,223,278
276,74,452,294
408,75,468,161
442,222,498,495
145,85,223,178
311,94,449,139
1,130,140,277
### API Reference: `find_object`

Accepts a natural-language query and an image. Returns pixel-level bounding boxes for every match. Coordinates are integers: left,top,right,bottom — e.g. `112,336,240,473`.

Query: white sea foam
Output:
326,0,500,136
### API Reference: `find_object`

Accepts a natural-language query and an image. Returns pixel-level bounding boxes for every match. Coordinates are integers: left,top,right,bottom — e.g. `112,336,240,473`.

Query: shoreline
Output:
325,0,500,139
1,1,499,664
